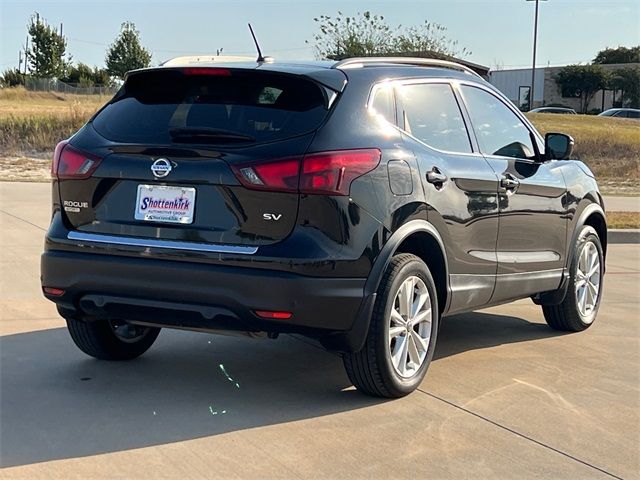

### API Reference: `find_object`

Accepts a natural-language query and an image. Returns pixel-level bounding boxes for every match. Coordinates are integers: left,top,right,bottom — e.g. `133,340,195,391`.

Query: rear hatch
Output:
56,67,339,246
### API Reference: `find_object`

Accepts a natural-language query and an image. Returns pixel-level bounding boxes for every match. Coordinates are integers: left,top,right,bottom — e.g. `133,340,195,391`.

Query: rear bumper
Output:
41,249,369,345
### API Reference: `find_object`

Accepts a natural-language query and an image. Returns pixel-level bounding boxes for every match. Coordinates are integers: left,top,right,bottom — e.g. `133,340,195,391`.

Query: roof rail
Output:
161,55,258,67
332,57,482,78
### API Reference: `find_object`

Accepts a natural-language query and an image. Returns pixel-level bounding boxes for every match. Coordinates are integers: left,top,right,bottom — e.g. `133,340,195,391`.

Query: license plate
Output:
135,185,196,224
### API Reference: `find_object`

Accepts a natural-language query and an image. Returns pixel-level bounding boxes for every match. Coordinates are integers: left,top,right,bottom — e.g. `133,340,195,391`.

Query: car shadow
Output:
0,311,565,467
434,311,568,360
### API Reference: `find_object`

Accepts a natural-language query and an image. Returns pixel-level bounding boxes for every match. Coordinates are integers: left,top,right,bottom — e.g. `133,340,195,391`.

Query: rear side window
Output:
92,69,330,144
398,83,472,153
628,110,640,119
370,84,396,124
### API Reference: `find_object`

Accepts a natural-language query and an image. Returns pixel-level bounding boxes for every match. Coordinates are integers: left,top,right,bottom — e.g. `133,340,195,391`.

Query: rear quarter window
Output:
92,69,330,144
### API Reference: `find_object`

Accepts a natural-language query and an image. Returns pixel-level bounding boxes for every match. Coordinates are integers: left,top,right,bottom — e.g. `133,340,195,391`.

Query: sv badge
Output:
263,213,282,221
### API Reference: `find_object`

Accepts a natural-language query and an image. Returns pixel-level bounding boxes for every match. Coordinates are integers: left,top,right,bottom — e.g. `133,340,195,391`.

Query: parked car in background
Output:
41,57,607,398
598,108,640,119
530,107,577,114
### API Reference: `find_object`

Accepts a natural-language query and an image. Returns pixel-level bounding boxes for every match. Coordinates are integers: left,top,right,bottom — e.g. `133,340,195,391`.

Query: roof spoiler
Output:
161,55,260,67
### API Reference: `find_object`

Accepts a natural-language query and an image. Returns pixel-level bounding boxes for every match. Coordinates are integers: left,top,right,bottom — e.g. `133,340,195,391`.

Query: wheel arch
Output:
365,219,450,314
321,219,450,353
572,202,607,264
533,201,606,307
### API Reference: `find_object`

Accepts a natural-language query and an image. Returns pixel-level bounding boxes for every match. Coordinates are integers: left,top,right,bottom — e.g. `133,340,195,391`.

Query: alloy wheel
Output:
575,241,601,319
388,276,433,378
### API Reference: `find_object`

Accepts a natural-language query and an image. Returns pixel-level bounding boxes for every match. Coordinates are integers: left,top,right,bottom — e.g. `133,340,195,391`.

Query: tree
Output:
609,66,640,108
392,21,470,59
105,22,152,79
555,65,610,113
92,66,113,87
27,12,70,78
593,46,640,65
60,63,113,87
1,68,25,87
308,11,470,60
61,62,94,84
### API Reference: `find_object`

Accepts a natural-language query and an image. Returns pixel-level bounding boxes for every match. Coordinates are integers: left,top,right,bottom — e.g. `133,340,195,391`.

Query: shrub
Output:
1,69,25,87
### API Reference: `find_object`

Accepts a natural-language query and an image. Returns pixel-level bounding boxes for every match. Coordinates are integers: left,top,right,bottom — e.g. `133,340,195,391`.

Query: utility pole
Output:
34,13,40,77
24,36,29,74
526,0,548,111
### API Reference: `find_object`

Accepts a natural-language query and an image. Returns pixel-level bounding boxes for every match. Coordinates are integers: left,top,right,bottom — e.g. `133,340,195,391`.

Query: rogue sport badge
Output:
151,158,172,178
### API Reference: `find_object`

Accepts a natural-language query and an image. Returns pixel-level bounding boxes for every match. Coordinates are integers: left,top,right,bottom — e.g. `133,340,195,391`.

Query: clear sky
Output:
1,0,639,72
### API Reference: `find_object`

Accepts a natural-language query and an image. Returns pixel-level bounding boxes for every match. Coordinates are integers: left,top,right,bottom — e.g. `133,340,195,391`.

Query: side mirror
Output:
545,133,574,160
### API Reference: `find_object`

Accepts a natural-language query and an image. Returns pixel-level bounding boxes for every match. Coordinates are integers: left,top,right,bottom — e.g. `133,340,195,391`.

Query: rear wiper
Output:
169,127,256,143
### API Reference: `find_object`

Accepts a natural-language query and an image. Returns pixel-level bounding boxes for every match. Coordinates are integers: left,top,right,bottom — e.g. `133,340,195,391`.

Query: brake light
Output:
52,142,102,180
182,67,232,76
231,149,380,196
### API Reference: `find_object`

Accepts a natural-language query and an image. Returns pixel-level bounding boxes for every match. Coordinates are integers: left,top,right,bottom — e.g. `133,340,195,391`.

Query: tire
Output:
343,253,439,398
542,225,604,331
66,316,161,360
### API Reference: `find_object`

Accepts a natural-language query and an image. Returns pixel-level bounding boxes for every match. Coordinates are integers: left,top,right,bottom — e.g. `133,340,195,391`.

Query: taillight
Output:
51,140,68,178
232,157,300,193
231,149,380,196
52,142,102,179
300,149,381,196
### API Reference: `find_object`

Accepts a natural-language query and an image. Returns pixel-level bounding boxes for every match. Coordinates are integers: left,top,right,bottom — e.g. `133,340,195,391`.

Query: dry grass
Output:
527,113,640,183
0,87,107,154
0,86,108,117
0,109,94,153
606,211,640,229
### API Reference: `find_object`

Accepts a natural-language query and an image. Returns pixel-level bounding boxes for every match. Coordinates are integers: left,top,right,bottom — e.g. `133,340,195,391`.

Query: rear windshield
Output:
92,69,330,144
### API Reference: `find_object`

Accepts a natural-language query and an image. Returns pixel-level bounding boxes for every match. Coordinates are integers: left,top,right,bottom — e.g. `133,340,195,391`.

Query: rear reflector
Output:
182,67,231,76
231,149,381,196
43,287,65,296
254,310,293,320
52,142,103,180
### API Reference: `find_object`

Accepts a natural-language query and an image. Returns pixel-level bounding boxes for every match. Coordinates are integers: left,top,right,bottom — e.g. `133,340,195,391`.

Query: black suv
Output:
41,57,607,398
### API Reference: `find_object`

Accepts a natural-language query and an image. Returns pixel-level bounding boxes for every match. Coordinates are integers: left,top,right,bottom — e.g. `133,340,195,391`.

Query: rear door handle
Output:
426,168,448,185
500,175,520,190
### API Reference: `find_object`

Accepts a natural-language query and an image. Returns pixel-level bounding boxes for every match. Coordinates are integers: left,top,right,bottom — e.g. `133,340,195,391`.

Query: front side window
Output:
398,83,472,153
460,85,536,159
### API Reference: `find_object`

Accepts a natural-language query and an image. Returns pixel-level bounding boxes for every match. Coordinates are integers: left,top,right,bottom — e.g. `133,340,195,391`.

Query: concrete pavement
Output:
1,182,639,479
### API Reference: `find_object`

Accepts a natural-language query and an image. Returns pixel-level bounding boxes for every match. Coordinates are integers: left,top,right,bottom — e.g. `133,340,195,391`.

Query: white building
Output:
489,64,637,112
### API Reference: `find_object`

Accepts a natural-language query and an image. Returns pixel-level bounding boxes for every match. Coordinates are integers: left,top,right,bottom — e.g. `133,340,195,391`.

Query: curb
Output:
608,229,640,244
